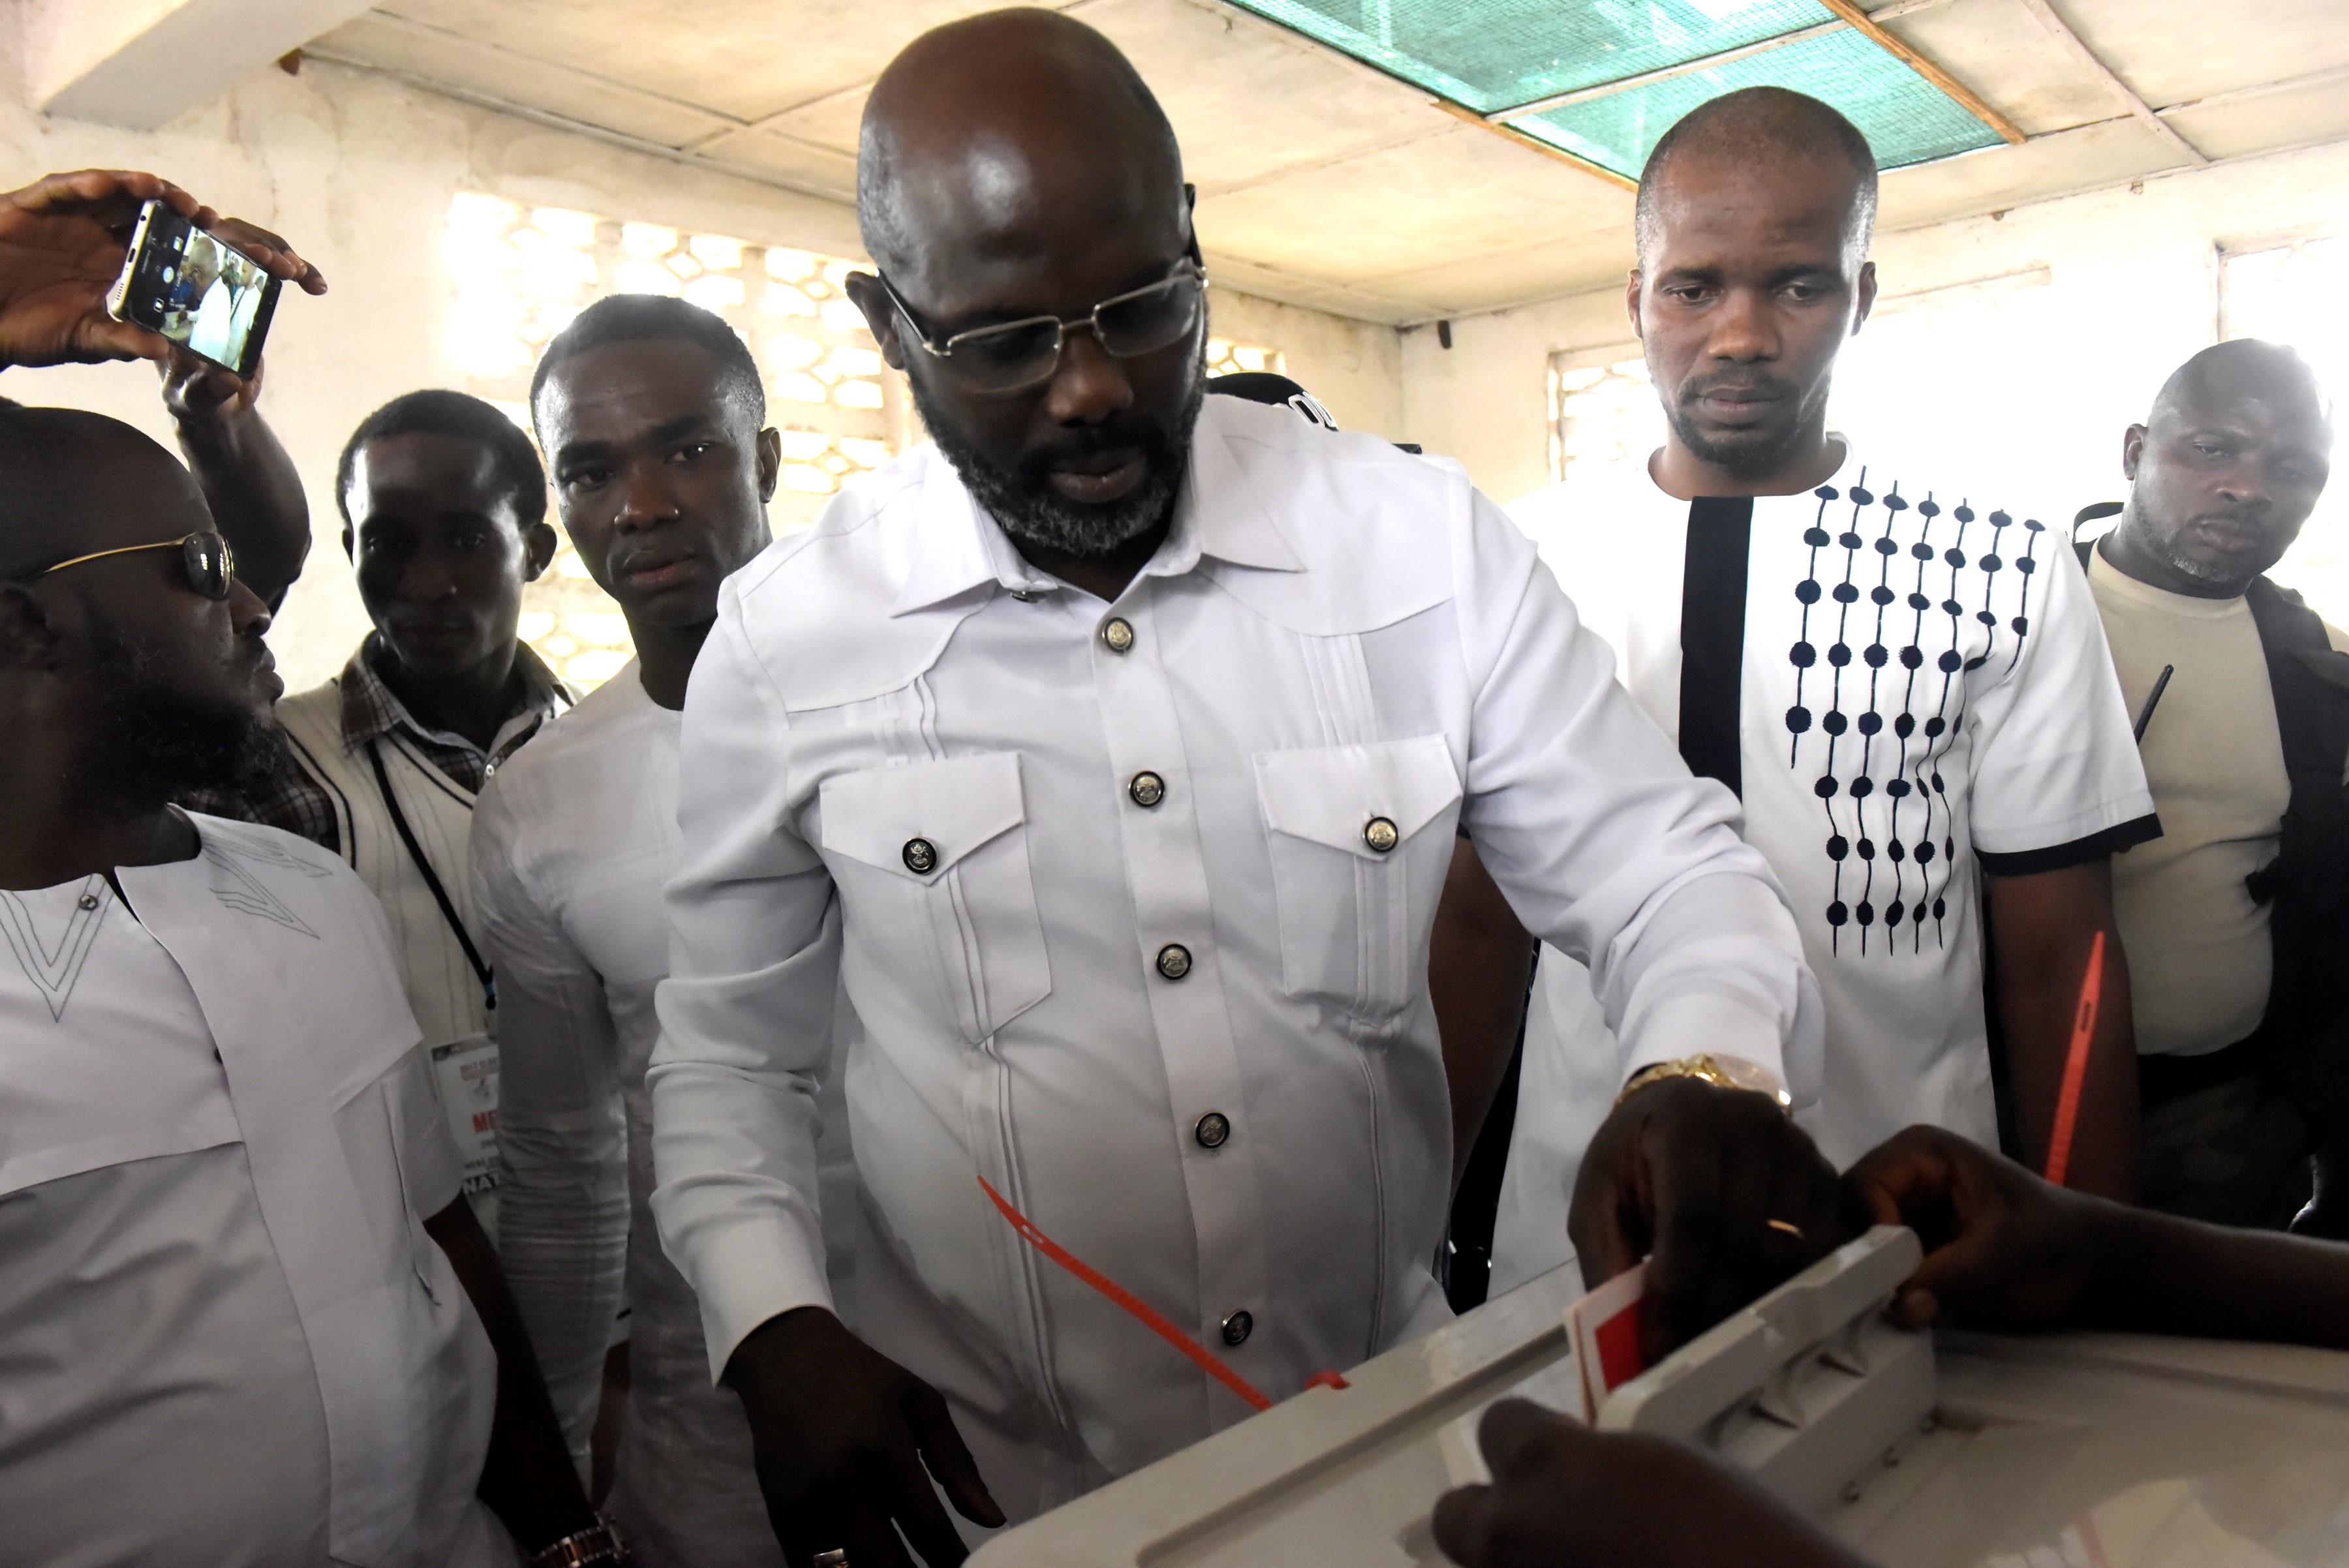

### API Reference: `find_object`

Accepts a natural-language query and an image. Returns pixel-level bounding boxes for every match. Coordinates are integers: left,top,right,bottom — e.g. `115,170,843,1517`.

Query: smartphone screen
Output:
108,201,282,379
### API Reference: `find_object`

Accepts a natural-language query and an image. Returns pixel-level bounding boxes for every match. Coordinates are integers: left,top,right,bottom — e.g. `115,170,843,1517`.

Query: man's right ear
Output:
1624,269,1644,340
844,273,908,372
0,583,66,672
2121,423,2148,482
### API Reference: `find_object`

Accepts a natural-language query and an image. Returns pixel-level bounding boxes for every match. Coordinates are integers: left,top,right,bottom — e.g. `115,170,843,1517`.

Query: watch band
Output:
1616,1053,1792,1111
529,1518,627,1568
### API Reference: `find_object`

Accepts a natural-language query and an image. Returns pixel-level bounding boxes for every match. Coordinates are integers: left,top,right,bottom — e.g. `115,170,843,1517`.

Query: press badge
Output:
428,1032,502,1196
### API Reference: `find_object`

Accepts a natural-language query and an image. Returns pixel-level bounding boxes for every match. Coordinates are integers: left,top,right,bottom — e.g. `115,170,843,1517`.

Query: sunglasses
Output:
878,258,1208,395
29,530,238,601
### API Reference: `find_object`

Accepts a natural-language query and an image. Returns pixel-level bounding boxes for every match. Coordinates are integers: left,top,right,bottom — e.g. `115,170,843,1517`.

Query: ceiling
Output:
303,0,2349,326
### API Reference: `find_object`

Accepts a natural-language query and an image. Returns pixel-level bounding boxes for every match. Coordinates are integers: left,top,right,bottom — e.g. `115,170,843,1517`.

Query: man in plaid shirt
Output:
172,365,568,1235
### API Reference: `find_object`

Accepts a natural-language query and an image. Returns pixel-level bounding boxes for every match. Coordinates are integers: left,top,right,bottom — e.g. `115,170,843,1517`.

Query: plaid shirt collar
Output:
337,634,572,768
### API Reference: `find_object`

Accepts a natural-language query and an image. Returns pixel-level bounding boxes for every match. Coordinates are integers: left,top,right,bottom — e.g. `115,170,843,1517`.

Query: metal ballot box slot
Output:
970,1227,2349,1568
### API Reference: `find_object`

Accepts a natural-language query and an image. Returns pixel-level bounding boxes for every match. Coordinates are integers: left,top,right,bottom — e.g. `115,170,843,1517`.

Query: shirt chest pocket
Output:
819,752,1053,1046
1255,735,1464,1031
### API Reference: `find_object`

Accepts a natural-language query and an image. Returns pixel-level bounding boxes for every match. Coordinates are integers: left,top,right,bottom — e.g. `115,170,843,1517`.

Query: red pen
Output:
2042,929,2107,1188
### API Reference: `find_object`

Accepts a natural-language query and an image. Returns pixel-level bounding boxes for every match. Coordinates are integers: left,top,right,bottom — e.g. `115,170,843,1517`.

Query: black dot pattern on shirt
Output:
1785,470,2046,955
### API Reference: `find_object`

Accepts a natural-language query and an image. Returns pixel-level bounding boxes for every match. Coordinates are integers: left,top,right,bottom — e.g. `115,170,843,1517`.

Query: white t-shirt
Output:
2085,545,2349,1056
1492,444,2155,1289
474,664,850,1564
0,815,510,1567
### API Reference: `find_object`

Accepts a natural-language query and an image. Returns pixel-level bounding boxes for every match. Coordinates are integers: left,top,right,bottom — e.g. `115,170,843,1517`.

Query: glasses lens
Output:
1097,273,1203,359
183,532,232,600
940,320,1064,393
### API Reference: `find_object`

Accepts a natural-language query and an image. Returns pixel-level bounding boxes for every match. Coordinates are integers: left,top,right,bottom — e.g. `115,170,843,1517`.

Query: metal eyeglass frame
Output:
26,531,238,600
874,257,1209,393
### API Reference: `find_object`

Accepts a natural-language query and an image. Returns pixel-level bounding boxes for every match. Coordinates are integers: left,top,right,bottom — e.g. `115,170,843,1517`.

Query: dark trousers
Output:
2138,1036,2314,1231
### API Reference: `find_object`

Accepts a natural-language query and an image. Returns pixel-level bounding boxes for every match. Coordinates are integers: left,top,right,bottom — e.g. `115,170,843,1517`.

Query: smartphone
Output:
105,199,282,379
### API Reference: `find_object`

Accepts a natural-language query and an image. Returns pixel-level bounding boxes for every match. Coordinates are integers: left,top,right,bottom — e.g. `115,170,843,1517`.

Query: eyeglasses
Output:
877,259,1208,395
28,530,238,601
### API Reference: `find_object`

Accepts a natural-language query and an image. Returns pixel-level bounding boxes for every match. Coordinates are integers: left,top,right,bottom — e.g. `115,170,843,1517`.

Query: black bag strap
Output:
367,738,496,1013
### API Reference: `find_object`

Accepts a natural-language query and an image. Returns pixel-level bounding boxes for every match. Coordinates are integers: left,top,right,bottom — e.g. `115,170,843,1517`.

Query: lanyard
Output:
365,738,496,1013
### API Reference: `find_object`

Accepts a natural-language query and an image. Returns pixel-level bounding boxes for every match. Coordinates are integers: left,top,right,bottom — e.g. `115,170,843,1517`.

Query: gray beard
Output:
909,366,1205,559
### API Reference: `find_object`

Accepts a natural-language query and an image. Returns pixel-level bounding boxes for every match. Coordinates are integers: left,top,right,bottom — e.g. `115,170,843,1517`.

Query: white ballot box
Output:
970,1229,2349,1568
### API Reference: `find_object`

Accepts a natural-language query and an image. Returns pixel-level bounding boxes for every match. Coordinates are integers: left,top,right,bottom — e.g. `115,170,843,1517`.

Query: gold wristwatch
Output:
1616,1053,1792,1111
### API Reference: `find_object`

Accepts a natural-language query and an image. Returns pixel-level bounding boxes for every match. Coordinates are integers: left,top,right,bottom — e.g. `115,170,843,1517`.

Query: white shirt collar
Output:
889,401,1306,617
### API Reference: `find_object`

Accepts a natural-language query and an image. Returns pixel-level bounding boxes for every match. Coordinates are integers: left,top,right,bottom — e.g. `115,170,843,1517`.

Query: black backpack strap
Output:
2243,579,2349,1104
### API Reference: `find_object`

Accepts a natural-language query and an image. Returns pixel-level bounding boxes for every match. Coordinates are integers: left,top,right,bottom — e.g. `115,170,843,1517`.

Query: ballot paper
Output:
1438,1262,1651,1489
1567,1262,1650,1420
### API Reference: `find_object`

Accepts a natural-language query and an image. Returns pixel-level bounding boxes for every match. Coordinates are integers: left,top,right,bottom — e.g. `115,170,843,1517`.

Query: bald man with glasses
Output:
651,16,1833,1567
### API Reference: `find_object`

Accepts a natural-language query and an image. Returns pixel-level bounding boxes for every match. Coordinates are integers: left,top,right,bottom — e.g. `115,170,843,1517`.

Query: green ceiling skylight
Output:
1224,0,2008,180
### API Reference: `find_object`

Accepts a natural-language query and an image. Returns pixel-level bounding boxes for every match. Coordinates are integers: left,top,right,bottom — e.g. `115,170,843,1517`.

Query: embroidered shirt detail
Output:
0,876,112,1021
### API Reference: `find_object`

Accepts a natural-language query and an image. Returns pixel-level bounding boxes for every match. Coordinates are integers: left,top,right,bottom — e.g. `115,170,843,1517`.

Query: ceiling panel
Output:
2054,0,2349,110
313,12,735,147
363,0,1066,123
304,0,2349,324
1221,0,1834,114
690,127,860,198
1366,221,1640,317
1517,25,2003,178
1875,114,2177,230
1197,122,1626,283
2164,70,2349,164
1878,0,2128,136
1084,0,1458,192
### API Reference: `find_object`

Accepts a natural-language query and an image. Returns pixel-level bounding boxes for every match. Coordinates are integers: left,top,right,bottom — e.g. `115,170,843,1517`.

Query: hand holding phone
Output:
0,169,323,375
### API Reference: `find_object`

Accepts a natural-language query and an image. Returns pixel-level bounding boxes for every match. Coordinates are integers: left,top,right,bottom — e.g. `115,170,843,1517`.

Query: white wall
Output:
1400,136,2349,515
2,52,1406,688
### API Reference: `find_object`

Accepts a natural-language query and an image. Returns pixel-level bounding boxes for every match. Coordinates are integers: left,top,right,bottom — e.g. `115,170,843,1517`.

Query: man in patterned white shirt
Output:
1494,88,2157,1295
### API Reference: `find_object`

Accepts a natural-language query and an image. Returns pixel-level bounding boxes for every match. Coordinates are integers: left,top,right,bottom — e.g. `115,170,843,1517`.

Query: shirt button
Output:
902,837,938,875
1221,1310,1254,1347
1156,943,1193,981
1363,816,1400,853
1100,616,1135,654
76,893,99,911
1129,771,1166,808
1194,1111,1231,1149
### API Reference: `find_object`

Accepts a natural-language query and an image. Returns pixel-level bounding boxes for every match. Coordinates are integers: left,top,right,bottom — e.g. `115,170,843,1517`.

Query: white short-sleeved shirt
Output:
0,815,508,1568
651,396,1820,1518
1494,446,2155,1282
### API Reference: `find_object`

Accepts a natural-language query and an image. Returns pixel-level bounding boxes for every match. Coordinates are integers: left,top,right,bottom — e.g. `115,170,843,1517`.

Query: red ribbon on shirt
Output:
976,1175,1351,1413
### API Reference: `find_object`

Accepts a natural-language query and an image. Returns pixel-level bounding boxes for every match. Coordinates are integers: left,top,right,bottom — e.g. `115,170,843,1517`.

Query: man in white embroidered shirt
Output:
0,398,609,1566
1492,89,2159,1299
652,14,1830,1563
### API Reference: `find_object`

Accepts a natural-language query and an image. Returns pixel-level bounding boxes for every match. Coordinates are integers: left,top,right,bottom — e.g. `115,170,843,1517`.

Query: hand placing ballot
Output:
1569,1071,1846,1362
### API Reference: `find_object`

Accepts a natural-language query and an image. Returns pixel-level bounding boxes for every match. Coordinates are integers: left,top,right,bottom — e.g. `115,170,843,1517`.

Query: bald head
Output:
0,407,211,583
2149,338,2330,436
2112,338,2334,595
1636,87,1878,268
858,8,1186,292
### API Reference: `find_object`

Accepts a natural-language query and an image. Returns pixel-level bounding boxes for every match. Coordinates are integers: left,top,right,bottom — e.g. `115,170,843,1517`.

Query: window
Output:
2221,236,2349,620
1221,1,2004,177
1206,337,1287,378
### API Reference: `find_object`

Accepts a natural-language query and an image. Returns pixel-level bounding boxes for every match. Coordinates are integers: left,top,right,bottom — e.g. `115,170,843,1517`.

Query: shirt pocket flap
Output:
819,752,1028,884
1254,735,1464,860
